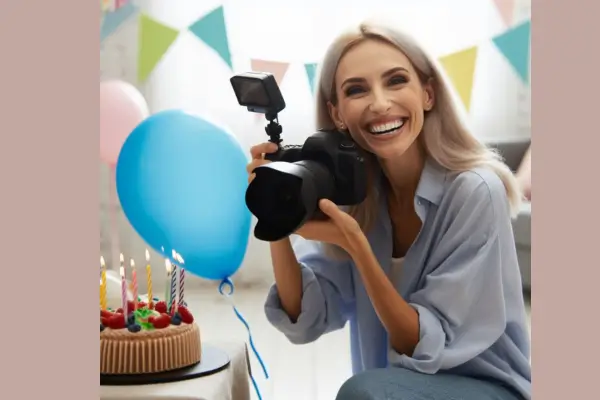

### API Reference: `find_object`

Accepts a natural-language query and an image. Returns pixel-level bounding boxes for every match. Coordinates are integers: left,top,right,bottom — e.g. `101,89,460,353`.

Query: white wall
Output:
100,0,531,288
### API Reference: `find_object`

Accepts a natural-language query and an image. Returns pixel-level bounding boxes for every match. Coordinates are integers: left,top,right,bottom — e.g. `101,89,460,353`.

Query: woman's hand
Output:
246,142,278,183
296,199,367,256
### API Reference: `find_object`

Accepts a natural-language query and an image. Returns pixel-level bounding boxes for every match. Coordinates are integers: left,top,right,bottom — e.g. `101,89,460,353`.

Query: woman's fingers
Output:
250,142,278,160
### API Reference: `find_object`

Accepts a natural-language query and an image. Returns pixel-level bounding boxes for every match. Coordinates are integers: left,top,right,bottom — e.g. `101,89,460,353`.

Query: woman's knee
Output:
335,368,413,400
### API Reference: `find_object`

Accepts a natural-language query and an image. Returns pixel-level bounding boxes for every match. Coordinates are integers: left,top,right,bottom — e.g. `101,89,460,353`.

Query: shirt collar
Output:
376,157,447,206
415,157,447,206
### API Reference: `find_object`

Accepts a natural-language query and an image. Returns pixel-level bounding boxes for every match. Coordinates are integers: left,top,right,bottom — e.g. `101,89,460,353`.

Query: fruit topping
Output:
127,313,136,326
127,324,142,333
154,301,168,314
177,306,194,324
107,314,126,329
171,313,182,325
100,324,105,332
151,313,171,329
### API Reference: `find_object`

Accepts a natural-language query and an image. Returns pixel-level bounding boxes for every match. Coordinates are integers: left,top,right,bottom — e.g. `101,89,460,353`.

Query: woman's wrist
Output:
345,232,375,266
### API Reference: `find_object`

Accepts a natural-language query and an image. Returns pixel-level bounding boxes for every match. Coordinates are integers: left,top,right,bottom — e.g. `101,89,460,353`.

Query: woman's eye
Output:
389,75,408,85
344,86,365,96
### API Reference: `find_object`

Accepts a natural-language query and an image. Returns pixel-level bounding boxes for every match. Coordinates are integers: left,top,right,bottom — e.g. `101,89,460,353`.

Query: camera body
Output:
267,130,366,206
230,72,367,242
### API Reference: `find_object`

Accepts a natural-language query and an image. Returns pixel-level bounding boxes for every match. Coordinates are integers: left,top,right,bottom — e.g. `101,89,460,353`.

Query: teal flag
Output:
304,63,318,94
100,2,137,42
188,6,232,69
492,20,531,84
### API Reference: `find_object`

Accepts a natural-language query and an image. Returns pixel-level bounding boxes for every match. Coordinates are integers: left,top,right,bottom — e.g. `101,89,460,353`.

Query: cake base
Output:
100,344,230,386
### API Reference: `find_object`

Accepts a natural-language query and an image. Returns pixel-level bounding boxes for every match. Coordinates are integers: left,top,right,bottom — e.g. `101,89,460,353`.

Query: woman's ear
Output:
422,79,435,111
327,101,345,130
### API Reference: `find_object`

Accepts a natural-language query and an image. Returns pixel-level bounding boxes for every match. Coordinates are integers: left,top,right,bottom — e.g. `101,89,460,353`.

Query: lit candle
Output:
176,253,185,307
145,249,153,307
120,262,127,323
100,256,107,310
130,259,138,310
165,259,172,306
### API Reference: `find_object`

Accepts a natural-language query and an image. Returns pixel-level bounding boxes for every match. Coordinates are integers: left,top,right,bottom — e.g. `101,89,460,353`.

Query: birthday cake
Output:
100,298,202,375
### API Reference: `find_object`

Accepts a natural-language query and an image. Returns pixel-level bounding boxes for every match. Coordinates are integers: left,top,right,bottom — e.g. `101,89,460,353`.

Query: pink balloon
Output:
100,80,150,166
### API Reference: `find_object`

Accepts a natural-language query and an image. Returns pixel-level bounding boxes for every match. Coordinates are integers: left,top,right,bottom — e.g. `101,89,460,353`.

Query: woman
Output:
247,21,531,400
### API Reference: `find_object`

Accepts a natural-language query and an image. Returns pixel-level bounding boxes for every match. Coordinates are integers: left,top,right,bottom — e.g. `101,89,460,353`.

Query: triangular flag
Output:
251,59,291,120
304,63,318,95
251,59,290,86
137,14,179,82
100,1,137,42
188,6,232,69
492,20,531,84
492,0,515,27
438,46,479,112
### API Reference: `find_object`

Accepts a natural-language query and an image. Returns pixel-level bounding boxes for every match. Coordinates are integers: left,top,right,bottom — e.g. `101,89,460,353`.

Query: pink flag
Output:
492,0,515,27
251,59,290,121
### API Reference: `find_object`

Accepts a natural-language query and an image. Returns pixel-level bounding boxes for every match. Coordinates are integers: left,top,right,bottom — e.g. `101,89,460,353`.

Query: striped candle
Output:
164,259,172,306
119,264,127,323
130,258,138,310
100,256,107,310
176,253,185,307
169,264,177,314
145,249,152,307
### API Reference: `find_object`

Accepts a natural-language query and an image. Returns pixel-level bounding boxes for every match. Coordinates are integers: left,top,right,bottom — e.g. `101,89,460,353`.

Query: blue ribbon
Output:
218,278,269,400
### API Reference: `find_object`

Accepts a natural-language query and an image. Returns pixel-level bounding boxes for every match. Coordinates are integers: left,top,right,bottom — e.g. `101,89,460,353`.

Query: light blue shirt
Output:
264,158,531,399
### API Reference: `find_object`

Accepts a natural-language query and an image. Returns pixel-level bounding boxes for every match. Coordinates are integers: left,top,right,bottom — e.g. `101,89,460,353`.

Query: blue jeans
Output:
336,368,524,400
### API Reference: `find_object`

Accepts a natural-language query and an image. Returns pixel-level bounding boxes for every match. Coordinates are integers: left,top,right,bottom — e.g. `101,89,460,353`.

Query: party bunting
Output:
438,46,479,112
492,20,530,84
100,1,137,42
251,59,290,86
137,14,180,82
304,63,318,95
188,6,233,69
492,0,515,27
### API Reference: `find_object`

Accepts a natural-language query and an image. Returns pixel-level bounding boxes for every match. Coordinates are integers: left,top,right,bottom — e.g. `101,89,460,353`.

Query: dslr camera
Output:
230,72,367,242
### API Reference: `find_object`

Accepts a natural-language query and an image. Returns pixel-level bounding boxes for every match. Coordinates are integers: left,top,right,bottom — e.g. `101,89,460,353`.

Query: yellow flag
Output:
438,46,478,112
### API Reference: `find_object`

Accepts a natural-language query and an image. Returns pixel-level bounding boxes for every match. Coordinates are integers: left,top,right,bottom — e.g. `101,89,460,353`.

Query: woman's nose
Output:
369,88,392,114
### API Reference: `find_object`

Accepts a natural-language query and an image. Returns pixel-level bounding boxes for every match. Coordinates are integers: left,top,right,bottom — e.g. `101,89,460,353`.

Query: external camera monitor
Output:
230,72,286,118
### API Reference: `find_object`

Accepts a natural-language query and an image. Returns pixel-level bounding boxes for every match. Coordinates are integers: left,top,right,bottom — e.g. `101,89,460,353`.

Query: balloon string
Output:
218,278,269,400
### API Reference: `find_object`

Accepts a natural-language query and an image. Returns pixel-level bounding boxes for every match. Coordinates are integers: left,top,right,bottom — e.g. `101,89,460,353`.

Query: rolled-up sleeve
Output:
264,237,355,344
390,172,515,373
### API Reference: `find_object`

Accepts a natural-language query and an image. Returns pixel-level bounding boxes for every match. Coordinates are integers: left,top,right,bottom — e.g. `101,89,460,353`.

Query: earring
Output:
339,123,346,130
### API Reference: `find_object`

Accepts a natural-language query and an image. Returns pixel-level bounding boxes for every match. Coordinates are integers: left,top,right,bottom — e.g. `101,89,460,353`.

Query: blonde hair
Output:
314,21,522,242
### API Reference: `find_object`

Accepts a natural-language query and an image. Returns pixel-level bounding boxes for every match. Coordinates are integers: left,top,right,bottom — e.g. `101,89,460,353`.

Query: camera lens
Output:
246,161,335,241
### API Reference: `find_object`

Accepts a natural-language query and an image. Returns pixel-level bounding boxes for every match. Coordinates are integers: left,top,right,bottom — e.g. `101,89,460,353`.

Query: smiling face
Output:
328,38,434,160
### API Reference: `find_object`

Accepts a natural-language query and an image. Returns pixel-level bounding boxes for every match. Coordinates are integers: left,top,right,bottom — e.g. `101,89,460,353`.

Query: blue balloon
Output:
116,110,251,281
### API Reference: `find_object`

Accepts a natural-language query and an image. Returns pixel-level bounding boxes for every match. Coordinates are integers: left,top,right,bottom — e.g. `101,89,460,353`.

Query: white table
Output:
100,342,251,400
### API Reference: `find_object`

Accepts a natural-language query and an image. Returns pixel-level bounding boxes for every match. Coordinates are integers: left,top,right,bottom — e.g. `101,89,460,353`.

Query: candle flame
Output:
100,256,105,267
165,259,172,273
120,266,125,277
176,253,185,264
119,253,124,263
130,259,135,268
145,249,150,261
172,249,177,258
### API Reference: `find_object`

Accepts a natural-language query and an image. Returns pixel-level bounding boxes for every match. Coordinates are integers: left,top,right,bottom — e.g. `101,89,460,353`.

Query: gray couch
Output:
486,139,531,291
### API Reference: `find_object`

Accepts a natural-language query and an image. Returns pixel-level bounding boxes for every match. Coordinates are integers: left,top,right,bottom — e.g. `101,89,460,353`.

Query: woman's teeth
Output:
368,119,406,135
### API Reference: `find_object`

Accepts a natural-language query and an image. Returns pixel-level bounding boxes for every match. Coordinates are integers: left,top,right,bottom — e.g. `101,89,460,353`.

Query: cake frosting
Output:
100,299,201,375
